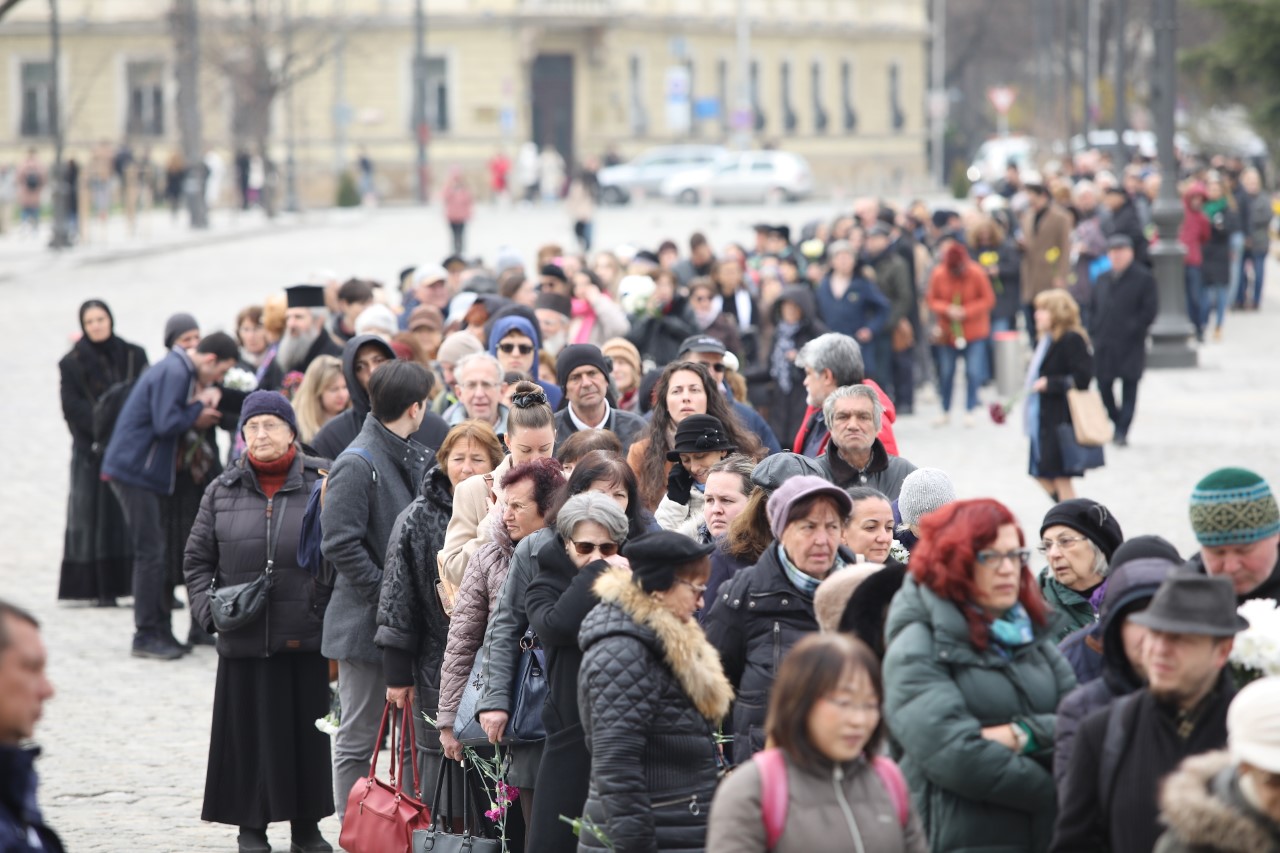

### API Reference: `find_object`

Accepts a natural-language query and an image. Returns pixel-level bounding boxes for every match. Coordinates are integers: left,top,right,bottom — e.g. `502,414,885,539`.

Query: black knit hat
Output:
535,291,573,320
1110,535,1181,569
556,344,610,389
1041,498,1124,561
240,390,298,439
163,312,199,348
667,414,736,461
623,531,715,593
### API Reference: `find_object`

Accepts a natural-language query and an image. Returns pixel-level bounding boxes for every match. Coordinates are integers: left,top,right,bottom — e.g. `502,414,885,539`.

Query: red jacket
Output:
792,379,899,457
926,259,997,346
1179,187,1210,268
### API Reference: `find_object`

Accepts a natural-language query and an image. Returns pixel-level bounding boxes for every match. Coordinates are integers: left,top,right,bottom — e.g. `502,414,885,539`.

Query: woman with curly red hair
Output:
881,498,1076,853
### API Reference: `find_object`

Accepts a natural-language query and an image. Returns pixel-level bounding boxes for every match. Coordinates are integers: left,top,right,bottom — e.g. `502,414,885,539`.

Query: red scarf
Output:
248,445,296,499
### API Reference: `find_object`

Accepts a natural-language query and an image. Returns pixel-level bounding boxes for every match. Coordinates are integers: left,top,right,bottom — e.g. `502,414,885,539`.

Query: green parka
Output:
1037,567,1098,643
882,575,1077,853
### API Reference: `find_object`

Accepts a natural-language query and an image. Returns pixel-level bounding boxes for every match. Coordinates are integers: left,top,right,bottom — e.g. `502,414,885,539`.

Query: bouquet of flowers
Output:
222,366,258,393
1229,598,1280,685
889,539,910,565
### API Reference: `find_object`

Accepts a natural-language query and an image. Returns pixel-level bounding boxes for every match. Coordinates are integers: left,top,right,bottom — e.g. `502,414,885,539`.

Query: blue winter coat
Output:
101,346,202,495
0,746,64,853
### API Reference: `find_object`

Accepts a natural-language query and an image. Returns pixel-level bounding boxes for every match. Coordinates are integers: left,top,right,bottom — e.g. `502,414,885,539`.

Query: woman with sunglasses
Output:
576,531,734,852
487,312,564,410
524,492,631,853
881,499,1076,853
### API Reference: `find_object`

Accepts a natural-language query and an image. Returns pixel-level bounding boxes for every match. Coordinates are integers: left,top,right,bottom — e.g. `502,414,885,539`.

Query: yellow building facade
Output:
1,0,928,204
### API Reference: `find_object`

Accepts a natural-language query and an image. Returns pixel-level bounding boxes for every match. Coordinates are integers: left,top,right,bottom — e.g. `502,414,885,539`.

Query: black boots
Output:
290,821,333,853
236,827,270,853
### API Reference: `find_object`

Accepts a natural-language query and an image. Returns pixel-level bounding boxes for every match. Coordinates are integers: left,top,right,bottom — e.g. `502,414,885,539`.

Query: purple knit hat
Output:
240,390,298,439
766,475,853,539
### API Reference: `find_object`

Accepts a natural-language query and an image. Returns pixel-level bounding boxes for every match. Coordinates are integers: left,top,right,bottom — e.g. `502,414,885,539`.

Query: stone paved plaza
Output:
1,202,1276,851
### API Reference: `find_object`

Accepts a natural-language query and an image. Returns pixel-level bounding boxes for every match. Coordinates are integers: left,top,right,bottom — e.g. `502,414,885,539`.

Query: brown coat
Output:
706,750,928,853
1020,202,1073,302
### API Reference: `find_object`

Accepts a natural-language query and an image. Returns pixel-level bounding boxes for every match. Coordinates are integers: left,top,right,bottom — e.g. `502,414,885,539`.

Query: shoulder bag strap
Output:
265,494,289,573
871,755,909,828
752,747,789,850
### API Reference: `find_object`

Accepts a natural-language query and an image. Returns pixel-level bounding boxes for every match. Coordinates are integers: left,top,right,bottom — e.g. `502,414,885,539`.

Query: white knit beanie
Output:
897,467,957,530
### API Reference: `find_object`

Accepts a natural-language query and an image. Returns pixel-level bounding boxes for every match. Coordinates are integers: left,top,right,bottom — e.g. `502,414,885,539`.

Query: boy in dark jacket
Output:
103,331,238,661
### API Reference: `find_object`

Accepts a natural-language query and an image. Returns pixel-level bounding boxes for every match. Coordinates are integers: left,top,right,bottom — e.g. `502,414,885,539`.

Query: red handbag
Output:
338,701,432,853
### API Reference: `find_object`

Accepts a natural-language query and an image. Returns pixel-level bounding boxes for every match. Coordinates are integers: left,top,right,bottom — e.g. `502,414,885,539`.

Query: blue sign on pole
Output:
694,97,721,120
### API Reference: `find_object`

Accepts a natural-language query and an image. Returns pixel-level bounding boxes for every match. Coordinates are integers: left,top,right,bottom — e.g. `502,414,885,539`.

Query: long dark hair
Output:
636,361,764,509
549,450,648,540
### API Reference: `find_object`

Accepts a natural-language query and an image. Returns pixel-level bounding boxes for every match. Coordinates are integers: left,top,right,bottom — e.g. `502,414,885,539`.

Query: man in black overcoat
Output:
1090,235,1158,446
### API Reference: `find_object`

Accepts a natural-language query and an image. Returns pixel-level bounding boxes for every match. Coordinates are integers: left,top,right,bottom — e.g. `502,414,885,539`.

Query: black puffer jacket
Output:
704,543,852,765
184,450,330,658
375,464,454,697
576,568,734,853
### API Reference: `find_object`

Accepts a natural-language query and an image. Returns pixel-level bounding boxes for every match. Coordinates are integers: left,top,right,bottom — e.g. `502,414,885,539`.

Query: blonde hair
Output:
294,355,346,443
1034,289,1088,344
262,293,288,342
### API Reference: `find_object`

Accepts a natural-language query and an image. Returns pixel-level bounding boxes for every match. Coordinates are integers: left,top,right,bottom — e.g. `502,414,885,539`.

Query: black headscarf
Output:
74,300,132,398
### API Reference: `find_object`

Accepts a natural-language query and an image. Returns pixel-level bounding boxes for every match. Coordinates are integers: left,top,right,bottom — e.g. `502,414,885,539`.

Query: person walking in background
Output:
1019,175,1073,345
356,146,376,206
15,148,44,233
58,300,148,606
1090,235,1158,447
517,141,540,204
442,167,474,257
1236,167,1272,310
1179,181,1211,342
488,149,511,204
566,169,596,252
183,391,335,853
1027,290,1095,503
816,240,891,383
1201,174,1241,342
538,144,566,202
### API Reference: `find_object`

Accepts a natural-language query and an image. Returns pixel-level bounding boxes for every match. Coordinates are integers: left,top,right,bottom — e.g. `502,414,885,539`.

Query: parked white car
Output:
660,151,813,205
597,145,730,204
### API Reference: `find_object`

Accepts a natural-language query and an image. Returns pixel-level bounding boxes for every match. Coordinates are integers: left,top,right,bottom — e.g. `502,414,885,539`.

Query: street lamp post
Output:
1147,0,1197,368
48,0,73,249
413,0,428,203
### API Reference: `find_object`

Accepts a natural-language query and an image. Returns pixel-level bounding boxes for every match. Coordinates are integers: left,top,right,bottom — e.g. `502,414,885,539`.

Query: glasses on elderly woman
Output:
243,420,290,437
570,540,619,557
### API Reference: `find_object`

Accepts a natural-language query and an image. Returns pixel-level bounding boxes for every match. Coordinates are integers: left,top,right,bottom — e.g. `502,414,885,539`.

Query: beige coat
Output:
1019,202,1073,302
438,454,512,588
706,750,928,853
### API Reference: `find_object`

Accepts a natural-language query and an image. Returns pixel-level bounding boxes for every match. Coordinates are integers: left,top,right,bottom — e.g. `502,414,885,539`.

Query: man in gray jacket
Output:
818,383,915,500
552,344,646,454
321,361,432,816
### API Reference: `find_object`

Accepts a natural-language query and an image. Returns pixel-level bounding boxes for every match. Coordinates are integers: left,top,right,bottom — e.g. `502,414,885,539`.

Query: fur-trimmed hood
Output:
581,567,734,722
1158,750,1280,853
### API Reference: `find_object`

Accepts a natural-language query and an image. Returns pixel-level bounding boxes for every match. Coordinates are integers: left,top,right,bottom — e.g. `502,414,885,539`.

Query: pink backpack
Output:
753,748,909,850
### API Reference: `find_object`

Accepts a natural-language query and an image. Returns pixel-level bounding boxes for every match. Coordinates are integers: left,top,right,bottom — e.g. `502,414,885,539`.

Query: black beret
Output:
623,531,715,592
1041,498,1124,561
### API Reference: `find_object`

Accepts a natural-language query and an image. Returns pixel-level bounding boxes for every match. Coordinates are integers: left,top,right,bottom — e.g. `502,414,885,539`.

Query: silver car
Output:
597,144,730,204
660,150,814,205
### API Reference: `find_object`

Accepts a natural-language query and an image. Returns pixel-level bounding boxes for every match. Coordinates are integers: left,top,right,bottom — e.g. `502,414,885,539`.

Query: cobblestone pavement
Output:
1,202,1276,851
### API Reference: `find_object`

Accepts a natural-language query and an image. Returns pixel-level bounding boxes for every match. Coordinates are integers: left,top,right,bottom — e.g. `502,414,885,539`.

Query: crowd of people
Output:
9,181,1278,853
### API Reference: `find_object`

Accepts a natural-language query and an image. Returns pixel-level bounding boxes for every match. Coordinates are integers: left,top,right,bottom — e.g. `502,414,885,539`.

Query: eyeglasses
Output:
498,343,535,356
1037,535,1089,554
570,540,619,557
460,381,498,393
243,420,290,436
976,548,1032,569
821,696,881,716
705,362,726,374
675,578,708,595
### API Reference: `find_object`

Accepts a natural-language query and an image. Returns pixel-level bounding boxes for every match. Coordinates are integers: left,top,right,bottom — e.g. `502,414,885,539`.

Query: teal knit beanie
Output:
1189,468,1280,547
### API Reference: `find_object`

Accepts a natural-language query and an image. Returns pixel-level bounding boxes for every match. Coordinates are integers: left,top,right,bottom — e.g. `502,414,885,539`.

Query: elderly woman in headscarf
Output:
58,300,149,605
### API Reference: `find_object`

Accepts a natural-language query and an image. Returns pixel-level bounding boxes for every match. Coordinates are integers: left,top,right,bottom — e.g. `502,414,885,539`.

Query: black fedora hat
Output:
667,414,736,461
1128,573,1249,637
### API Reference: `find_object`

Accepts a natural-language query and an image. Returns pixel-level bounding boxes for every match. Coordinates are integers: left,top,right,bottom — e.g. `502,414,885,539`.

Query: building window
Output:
840,61,857,134
411,56,449,133
780,61,797,135
629,55,648,138
889,62,905,132
20,61,55,138
811,61,828,134
126,61,165,137
750,60,766,132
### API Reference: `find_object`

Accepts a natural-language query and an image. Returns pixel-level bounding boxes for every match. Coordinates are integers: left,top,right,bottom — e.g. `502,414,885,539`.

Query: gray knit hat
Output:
897,467,957,531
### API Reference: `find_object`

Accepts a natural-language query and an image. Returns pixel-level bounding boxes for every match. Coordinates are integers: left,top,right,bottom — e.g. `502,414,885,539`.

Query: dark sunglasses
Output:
571,540,619,557
498,342,535,355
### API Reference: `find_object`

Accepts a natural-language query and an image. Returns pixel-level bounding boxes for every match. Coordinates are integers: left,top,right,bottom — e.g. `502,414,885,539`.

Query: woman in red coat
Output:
926,237,996,428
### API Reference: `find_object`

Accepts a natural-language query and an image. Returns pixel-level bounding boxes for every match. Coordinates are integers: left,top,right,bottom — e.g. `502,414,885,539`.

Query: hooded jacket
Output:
486,314,563,409
575,568,734,852
1053,557,1174,790
1153,751,1280,853
882,574,1076,853
311,334,450,460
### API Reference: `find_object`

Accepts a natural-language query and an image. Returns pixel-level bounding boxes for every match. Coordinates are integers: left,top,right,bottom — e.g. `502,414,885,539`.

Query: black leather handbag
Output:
209,495,287,633
412,761,501,853
455,628,547,746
